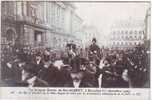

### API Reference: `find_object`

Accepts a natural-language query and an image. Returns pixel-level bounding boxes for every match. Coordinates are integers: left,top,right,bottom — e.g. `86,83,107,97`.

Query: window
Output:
113,31,115,35
121,42,123,45
139,31,143,34
121,31,124,34
135,31,137,34
129,42,132,45
139,36,142,40
130,31,132,34
37,5,43,20
34,31,42,42
121,36,124,39
117,31,120,34
30,5,37,17
139,31,144,34
125,31,128,34
6,29,16,42
5,1,15,16
129,36,132,39
134,42,137,45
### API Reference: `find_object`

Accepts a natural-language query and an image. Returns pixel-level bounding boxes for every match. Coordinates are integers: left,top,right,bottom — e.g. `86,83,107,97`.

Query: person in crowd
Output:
43,49,51,62
31,52,44,74
38,61,59,87
21,63,49,87
1,41,149,88
84,61,99,87
63,55,98,88
128,45,149,88
100,57,115,88
88,38,101,66
113,53,129,88
2,58,23,86
66,40,77,60
51,56,72,87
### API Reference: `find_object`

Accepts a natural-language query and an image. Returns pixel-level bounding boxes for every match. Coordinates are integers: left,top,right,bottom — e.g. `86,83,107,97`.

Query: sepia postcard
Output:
0,0,151,100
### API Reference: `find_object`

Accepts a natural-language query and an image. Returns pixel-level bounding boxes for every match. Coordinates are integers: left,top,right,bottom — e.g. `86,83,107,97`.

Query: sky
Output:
74,2,150,42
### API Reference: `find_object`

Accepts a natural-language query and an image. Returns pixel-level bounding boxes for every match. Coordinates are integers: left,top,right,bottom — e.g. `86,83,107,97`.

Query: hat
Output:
92,38,97,42
35,52,42,56
80,57,88,65
103,57,111,64
22,63,38,75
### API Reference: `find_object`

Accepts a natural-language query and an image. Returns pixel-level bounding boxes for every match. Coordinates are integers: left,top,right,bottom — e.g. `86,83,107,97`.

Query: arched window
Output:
6,29,16,42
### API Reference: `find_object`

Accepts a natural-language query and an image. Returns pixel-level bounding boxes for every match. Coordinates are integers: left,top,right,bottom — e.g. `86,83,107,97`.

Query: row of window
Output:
2,1,16,16
112,41,142,46
111,35,144,40
112,30,144,35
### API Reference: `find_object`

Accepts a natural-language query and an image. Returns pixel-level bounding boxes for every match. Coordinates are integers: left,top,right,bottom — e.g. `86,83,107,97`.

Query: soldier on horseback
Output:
88,38,101,66
85,38,102,87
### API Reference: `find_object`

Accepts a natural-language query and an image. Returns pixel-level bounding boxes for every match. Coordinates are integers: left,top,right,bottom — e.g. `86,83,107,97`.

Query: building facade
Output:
109,19,145,49
144,7,151,50
145,7,151,40
1,1,83,51
72,13,84,47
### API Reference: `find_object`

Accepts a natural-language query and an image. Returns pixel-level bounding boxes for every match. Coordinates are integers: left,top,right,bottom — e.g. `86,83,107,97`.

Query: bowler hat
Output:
22,63,38,75
70,56,82,73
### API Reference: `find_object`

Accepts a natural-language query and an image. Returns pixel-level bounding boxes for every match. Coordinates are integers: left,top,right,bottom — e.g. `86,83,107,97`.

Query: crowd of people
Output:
1,38,150,88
